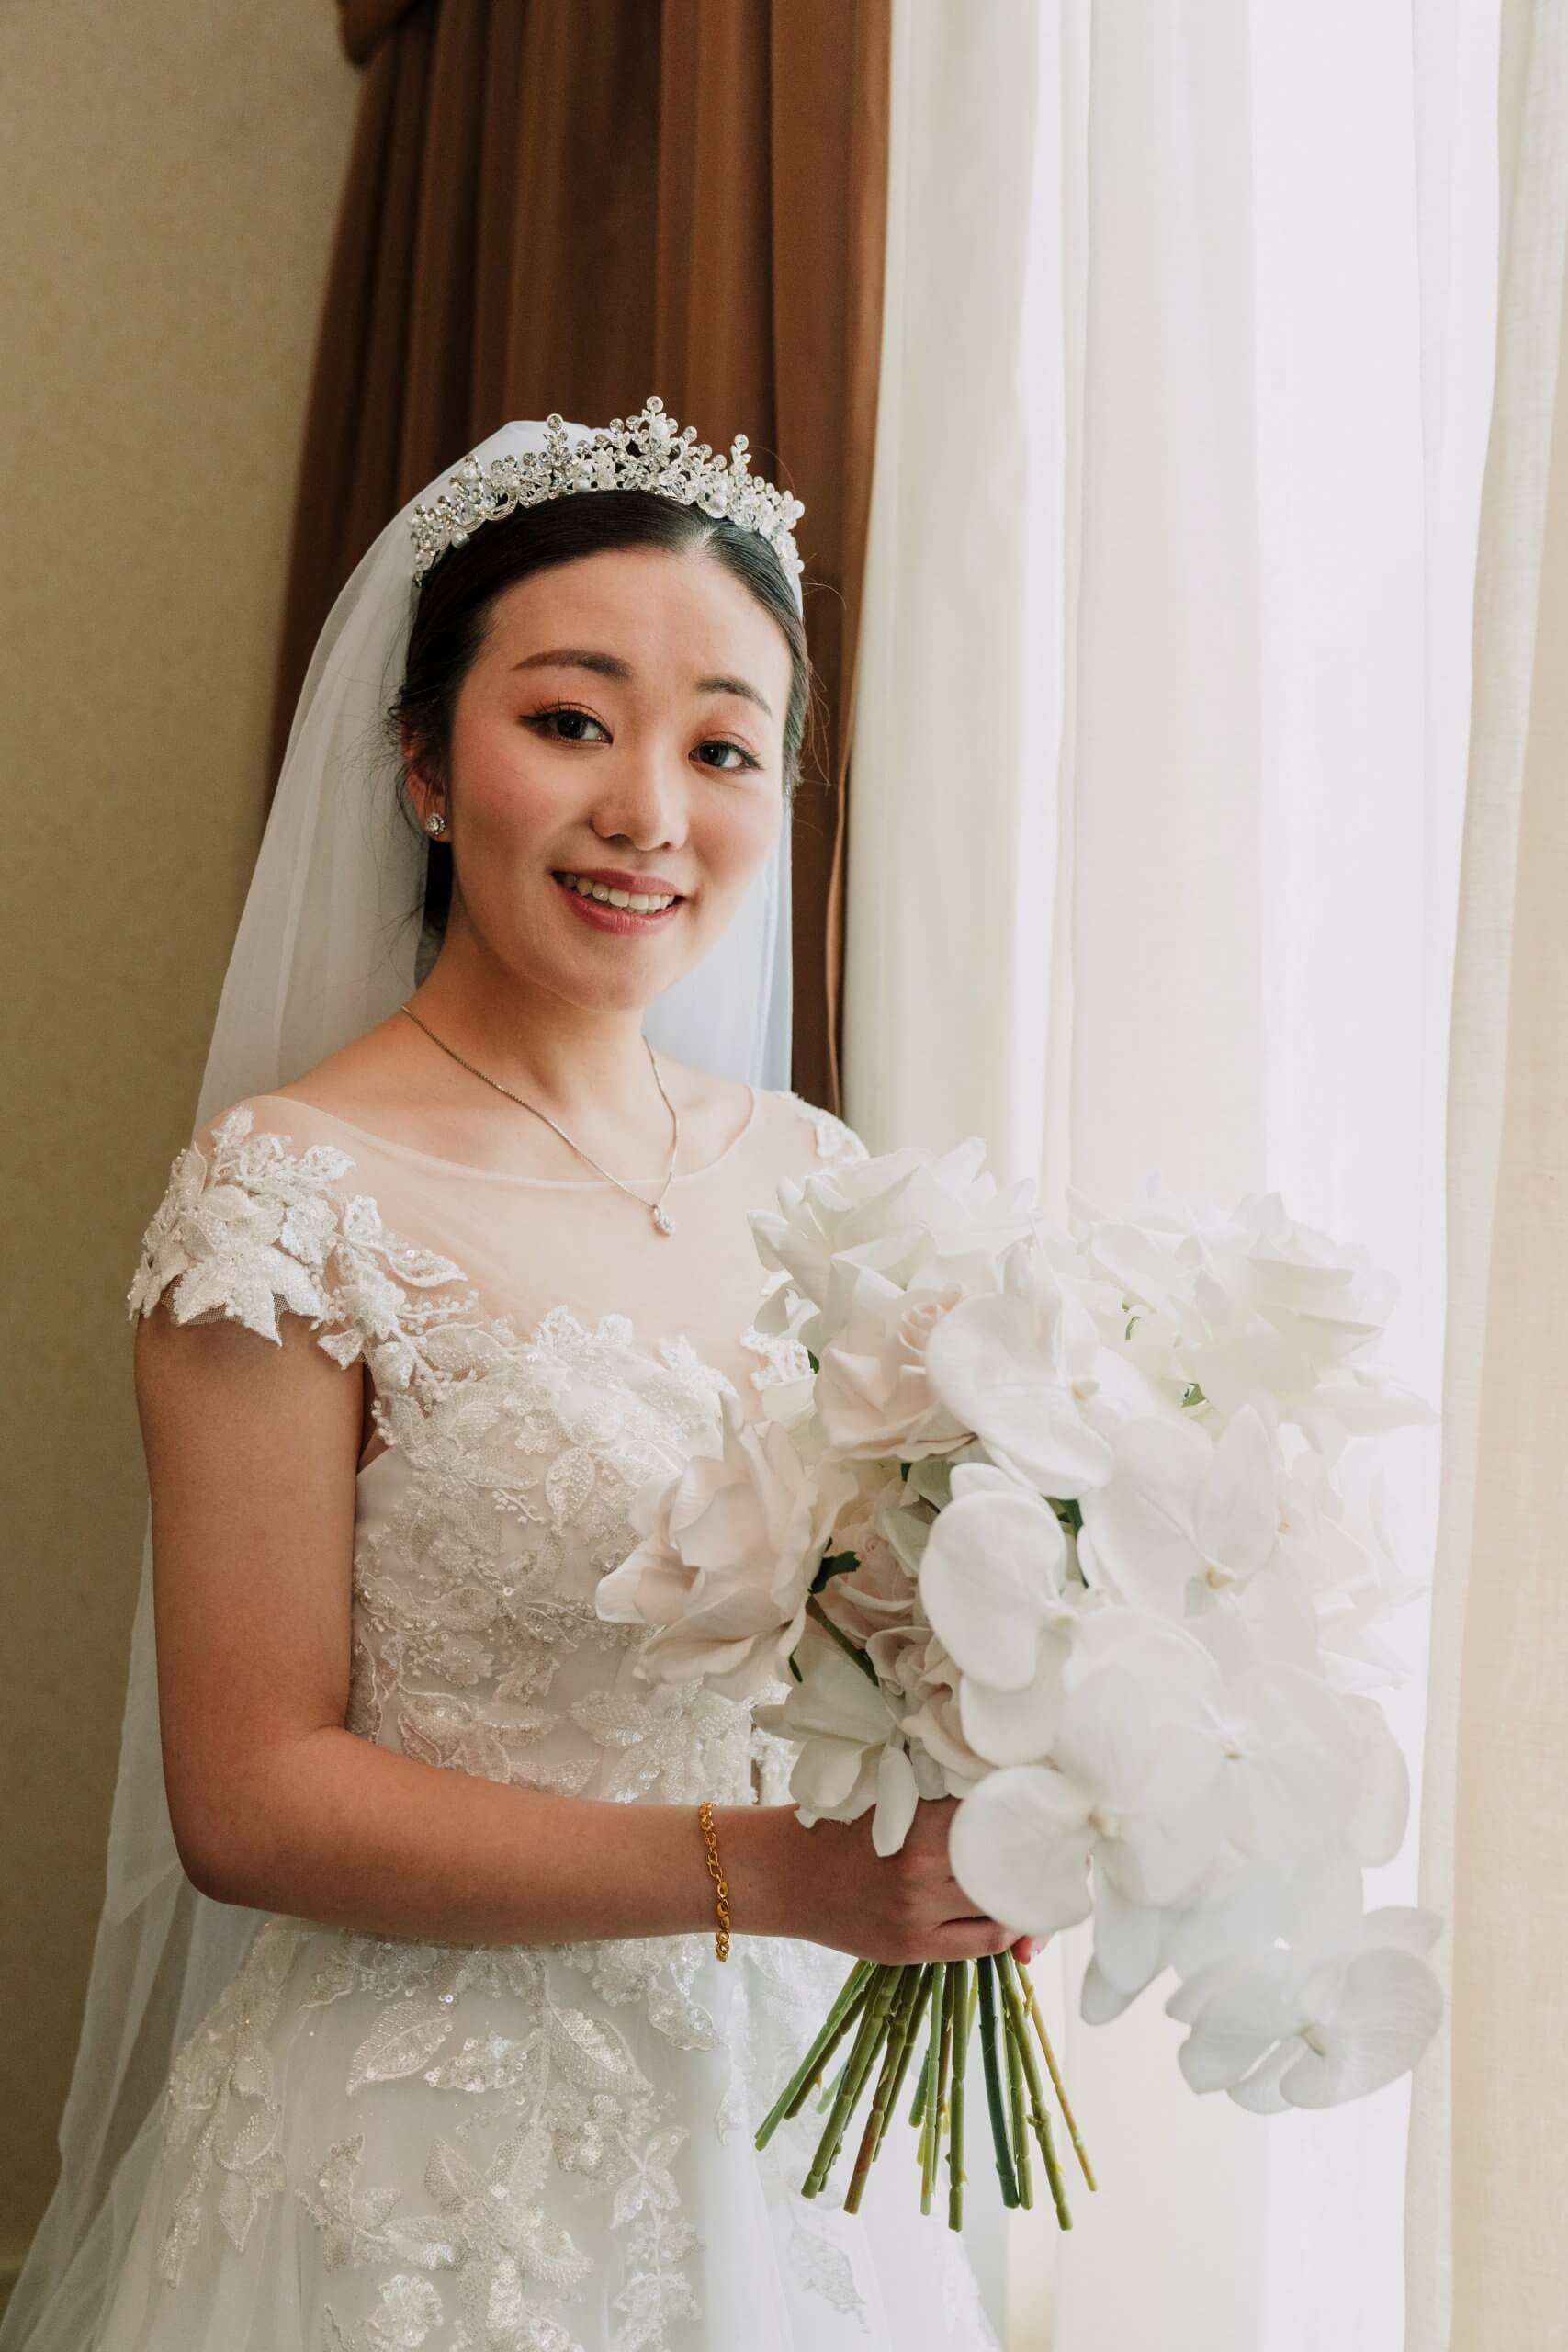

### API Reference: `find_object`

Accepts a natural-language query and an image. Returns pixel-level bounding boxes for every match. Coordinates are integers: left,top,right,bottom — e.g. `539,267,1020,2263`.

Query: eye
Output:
525,706,611,745
694,738,761,773
525,704,761,773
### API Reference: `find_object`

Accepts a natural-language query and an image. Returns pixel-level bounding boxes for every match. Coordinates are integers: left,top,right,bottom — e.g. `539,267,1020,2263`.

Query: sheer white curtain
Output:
1404,5,1568,2343
847,4,1499,2342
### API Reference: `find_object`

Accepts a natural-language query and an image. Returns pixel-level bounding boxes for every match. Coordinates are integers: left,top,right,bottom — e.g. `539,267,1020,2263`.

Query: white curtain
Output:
848,4,1499,2342
1404,4,1568,2344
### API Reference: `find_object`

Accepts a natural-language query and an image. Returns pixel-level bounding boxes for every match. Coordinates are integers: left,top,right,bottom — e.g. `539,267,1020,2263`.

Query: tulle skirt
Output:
94,1910,1000,2351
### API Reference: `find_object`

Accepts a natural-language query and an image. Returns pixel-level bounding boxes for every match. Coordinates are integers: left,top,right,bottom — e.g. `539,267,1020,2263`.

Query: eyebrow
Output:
510,647,774,722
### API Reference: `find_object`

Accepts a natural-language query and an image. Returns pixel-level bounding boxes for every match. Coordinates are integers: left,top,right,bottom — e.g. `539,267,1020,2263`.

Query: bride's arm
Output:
133,1302,1029,1965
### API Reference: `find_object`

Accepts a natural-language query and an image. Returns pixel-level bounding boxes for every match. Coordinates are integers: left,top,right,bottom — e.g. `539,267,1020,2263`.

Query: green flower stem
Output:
875,1963,933,2157
999,1953,1071,2228
817,2052,850,2112
934,1958,958,2176
947,1960,970,2232
803,1963,900,2197
1002,1968,1032,2210
909,1997,932,2130
919,1962,948,2212
845,1965,926,2214
976,1959,1019,2208
1016,1960,1098,2193
756,1958,873,2147
803,1593,881,1682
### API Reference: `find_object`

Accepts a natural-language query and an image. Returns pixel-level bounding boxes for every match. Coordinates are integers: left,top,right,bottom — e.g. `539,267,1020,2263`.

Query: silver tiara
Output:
407,394,806,591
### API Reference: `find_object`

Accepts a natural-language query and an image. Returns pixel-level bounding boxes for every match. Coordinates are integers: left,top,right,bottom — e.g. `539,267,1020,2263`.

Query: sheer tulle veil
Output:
1,413,797,2350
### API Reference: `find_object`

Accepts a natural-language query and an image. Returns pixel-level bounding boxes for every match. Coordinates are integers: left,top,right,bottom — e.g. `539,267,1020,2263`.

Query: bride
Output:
3,401,1033,2351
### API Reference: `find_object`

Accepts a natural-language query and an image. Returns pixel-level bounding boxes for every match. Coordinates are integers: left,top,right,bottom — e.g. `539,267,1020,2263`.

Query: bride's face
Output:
431,546,791,1010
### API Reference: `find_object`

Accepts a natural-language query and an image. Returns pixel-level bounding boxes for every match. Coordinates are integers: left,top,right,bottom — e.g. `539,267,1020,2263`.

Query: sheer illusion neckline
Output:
258,1084,761,1188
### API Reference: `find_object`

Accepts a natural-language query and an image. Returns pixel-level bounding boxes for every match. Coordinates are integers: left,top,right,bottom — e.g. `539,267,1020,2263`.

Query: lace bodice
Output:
126,1082,868,1818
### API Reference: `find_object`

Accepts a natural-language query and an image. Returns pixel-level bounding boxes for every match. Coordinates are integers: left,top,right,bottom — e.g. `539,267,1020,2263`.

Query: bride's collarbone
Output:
271,1061,758,1182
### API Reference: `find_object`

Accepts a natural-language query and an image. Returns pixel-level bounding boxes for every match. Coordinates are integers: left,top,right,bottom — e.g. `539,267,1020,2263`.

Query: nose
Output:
590,738,689,854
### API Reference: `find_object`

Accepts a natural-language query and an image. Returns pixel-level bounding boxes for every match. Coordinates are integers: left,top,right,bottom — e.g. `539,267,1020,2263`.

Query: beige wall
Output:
0,2,359,2308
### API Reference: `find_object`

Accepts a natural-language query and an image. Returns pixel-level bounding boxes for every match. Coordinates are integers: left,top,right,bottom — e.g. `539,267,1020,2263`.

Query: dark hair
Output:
383,488,823,950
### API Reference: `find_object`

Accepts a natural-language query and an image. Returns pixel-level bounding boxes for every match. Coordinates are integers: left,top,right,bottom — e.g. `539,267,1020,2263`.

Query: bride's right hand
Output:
761,1794,1049,1968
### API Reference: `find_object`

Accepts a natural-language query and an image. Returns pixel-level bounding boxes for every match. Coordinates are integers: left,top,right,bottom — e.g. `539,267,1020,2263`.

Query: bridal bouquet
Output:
595,1136,1445,2228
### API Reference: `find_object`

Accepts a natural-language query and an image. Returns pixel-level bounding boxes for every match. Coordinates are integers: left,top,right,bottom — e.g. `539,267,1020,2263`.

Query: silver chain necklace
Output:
397,1003,681,1236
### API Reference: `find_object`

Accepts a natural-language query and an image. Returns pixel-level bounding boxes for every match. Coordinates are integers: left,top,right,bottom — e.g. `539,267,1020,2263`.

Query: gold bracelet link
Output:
697,1799,732,1962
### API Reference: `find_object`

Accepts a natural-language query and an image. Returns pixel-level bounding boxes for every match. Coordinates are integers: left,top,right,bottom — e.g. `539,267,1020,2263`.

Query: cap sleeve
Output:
126,1101,357,1355
781,1091,870,1169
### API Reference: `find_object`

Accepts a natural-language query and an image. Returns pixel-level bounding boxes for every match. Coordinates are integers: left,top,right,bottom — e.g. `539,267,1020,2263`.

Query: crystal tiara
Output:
407,394,807,592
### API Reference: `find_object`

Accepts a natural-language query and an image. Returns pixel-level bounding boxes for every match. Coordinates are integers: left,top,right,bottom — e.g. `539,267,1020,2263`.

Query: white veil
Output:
1,413,797,2350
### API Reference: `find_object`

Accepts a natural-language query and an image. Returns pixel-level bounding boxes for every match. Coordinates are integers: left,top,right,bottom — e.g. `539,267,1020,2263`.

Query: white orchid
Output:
1195,1657,1370,1865
1076,1404,1286,1621
1164,1903,1444,2110
1080,1844,1299,2022
948,1632,1231,1945
921,1253,1158,1498
917,1463,1082,1766
594,1388,857,1700
1072,1177,1437,1459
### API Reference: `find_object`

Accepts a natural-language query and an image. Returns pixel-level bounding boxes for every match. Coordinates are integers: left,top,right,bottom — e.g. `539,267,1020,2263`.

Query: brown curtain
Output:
270,0,891,1114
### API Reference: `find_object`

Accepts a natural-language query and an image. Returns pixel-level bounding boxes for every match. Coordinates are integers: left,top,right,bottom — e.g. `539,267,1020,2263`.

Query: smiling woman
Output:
25,404,1008,2352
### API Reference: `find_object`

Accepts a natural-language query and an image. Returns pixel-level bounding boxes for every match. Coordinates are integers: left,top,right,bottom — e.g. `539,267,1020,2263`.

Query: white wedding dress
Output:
97,1080,1000,2352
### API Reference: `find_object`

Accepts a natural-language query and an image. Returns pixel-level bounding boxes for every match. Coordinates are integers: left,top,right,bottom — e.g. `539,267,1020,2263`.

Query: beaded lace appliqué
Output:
119,1095,994,2352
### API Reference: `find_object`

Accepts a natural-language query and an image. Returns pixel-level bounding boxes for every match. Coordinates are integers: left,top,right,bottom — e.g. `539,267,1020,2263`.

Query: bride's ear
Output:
400,724,446,833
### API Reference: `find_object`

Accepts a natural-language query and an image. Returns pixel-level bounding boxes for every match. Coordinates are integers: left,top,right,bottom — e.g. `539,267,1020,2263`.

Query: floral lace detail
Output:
155,1918,301,2287
774,1090,870,1171
152,1915,708,2347
151,1910,883,2349
127,1105,484,1387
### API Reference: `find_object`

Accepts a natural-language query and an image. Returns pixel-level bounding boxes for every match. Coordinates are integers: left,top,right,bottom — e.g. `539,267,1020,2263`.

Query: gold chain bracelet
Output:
696,1800,732,1962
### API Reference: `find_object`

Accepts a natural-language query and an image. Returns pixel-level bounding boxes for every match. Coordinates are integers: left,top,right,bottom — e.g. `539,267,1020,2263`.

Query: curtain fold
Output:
1405,4,1568,2343
338,0,423,65
278,0,892,1112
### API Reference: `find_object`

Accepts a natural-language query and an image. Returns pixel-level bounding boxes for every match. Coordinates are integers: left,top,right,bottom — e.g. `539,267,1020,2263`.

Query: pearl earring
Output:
424,811,446,837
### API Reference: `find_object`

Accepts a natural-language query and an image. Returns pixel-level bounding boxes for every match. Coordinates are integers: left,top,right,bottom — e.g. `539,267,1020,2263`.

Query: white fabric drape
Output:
1405,5,1568,2345
849,4,1498,2342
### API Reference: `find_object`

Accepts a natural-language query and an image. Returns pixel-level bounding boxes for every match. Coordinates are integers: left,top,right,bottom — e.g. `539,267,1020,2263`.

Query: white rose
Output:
594,1389,856,1701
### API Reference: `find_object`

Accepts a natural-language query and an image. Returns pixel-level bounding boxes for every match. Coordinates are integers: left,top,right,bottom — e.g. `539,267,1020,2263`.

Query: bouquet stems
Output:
918,1962,947,2211
976,1958,1020,2208
803,1965,901,2196
844,1966,928,2213
999,1951,1071,2227
1020,1966,1098,2192
934,1959,958,2191
875,1963,933,2156
755,1957,873,2148
755,1949,1094,2233
947,1959,969,2229
1003,1962,1032,2208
